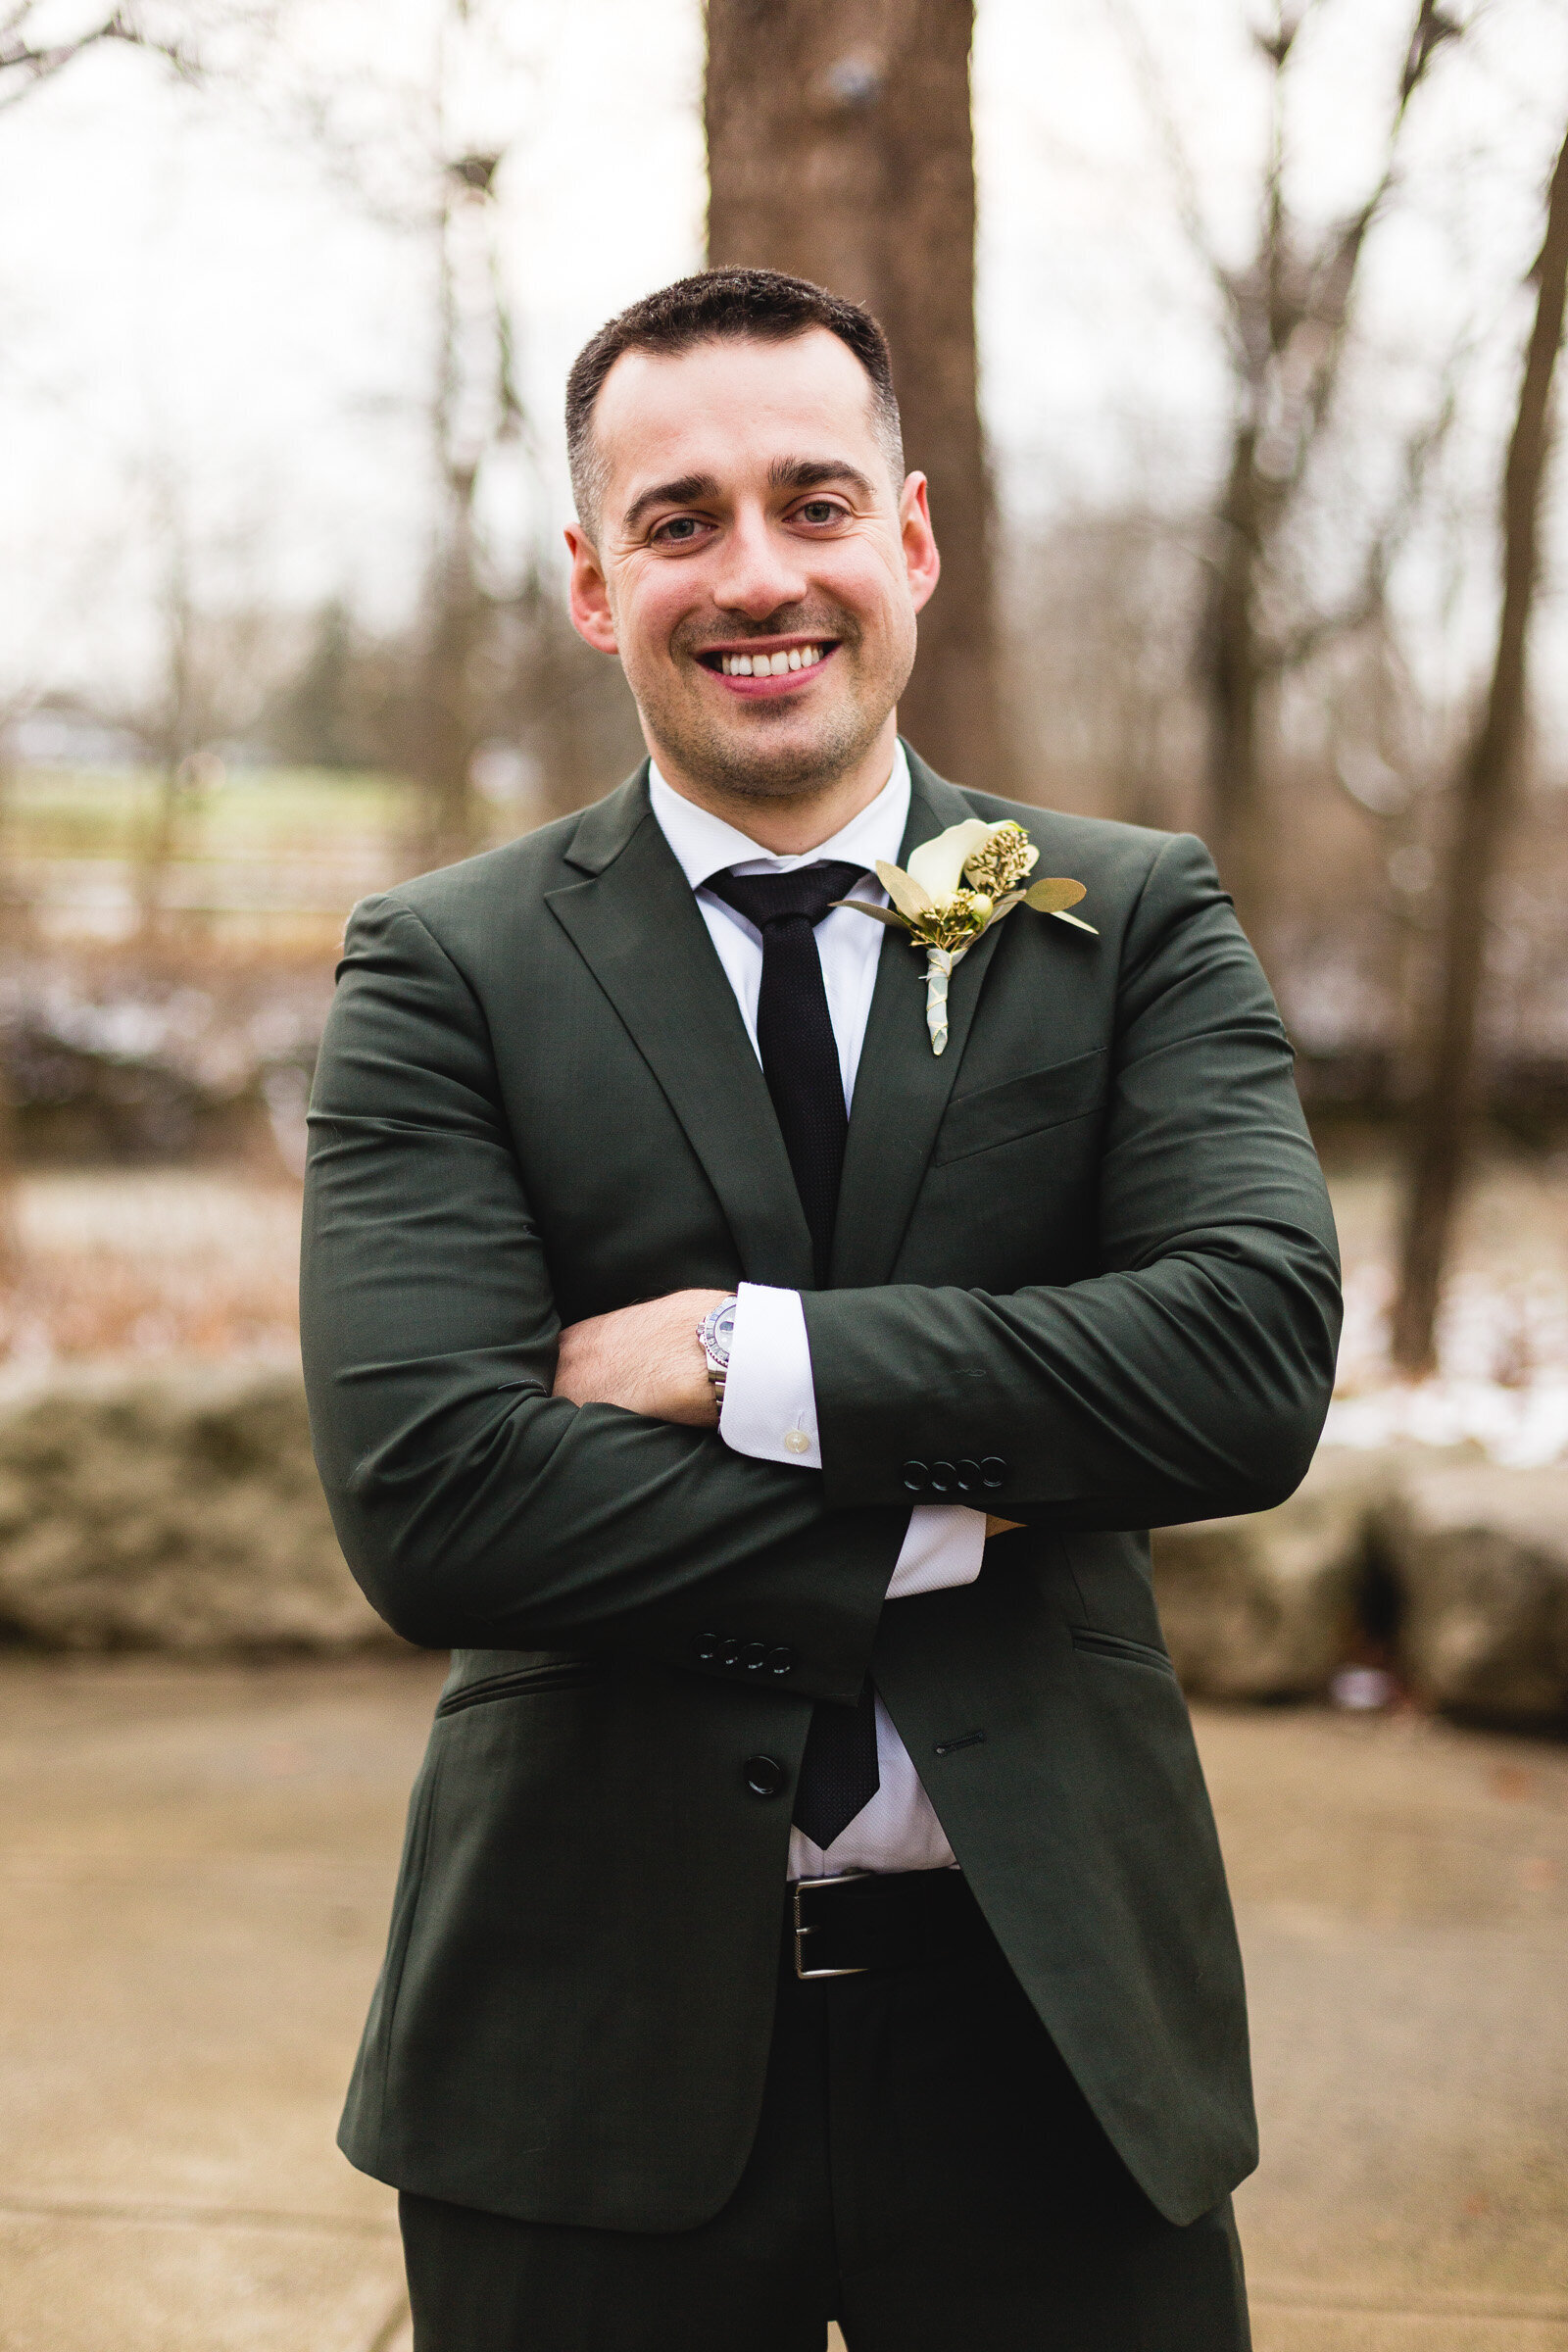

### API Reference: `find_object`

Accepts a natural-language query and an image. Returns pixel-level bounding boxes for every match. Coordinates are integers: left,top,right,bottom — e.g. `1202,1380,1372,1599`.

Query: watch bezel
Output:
697,1296,738,1381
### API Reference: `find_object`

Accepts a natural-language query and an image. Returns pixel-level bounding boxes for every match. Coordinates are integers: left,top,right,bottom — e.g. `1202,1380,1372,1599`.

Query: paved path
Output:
0,1655,1563,2351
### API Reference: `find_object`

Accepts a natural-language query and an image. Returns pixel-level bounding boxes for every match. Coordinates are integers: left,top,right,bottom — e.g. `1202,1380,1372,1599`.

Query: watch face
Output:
705,1298,737,1363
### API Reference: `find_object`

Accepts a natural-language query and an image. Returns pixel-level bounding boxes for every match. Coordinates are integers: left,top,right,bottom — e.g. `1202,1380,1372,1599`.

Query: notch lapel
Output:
830,752,1009,1290
546,772,815,1289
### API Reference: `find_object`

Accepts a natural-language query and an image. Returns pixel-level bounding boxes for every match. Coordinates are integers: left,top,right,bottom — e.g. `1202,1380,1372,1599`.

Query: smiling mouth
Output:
696,639,838,680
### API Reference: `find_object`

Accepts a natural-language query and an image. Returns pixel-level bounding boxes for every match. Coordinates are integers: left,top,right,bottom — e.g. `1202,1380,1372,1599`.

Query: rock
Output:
1384,1461,1568,1726
0,1360,394,1653
1152,1450,1392,1700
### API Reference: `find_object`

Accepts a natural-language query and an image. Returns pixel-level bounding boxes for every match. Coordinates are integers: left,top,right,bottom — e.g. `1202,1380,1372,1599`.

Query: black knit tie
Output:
705,859,881,1850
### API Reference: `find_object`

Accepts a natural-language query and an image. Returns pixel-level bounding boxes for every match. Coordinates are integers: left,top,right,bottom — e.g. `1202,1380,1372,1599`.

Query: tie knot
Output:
705,860,868,933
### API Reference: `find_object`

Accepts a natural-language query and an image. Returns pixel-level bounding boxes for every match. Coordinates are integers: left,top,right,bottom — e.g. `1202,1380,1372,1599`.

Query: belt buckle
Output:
792,1870,872,1980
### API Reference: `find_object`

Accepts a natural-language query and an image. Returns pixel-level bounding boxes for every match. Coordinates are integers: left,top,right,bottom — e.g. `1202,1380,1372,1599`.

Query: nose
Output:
709,501,809,622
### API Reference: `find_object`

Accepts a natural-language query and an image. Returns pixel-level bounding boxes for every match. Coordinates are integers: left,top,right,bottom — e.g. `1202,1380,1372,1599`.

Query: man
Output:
302,268,1341,2349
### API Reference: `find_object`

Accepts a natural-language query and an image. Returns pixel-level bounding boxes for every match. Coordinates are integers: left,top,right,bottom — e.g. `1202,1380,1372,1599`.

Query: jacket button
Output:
743,1755,786,1799
901,1460,930,1494
765,1646,796,1677
956,1457,981,1494
741,1641,768,1672
929,1459,957,1494
693,1633,722,1663
980,1456,1007,1491
718,1637,745,1670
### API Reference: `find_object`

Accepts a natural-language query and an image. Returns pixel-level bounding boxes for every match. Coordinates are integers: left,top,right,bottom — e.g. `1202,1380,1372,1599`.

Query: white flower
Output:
905,818,999,903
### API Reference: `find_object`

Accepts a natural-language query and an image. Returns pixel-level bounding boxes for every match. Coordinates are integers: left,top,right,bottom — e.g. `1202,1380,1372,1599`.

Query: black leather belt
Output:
786,1867,976,1980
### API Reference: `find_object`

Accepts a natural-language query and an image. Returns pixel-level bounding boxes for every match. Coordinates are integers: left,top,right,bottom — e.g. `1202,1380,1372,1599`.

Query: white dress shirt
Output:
648,746,986,1878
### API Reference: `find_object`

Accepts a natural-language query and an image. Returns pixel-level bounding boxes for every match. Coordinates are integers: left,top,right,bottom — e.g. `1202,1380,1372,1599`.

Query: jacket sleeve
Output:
299,892,899,1692
802,834,1343,1531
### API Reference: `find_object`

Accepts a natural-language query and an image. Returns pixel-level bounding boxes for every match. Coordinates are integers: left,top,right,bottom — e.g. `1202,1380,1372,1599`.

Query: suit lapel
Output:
546,769,815,1289
831,750,1009,1289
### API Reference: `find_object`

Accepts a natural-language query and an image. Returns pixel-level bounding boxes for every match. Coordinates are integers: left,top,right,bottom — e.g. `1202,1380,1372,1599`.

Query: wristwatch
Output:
697,1296,739,1402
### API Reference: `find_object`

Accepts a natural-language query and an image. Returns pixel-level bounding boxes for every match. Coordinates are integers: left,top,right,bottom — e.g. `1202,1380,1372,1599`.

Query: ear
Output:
565,524,619,656
899,473,941,616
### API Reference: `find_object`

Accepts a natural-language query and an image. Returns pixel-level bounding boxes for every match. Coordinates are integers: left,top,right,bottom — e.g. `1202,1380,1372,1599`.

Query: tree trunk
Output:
1390,121,1568,1377
1201,425,1270,947
705,0,1006,791
413,496,483,870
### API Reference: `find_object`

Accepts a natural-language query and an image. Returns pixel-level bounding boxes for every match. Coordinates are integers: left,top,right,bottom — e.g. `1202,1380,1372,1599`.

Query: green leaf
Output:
830,900,908,928
1024,876,1088,914
876,858,935,920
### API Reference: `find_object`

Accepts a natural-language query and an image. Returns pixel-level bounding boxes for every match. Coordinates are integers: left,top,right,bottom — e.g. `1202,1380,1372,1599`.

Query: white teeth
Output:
718,644,827,675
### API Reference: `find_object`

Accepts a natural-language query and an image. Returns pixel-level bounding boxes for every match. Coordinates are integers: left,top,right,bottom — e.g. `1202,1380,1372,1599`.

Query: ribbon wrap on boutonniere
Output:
832,818,1097,1054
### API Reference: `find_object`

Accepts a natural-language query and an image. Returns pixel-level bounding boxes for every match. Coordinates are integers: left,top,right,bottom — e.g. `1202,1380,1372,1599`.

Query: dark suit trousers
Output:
399,1881,1250,2351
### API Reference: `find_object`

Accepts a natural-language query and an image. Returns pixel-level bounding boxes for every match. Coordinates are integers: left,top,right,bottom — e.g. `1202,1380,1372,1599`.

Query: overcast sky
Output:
3,0,1568,713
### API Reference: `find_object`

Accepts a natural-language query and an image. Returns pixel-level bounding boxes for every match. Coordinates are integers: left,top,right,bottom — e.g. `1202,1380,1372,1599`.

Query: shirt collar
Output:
648,741,910,890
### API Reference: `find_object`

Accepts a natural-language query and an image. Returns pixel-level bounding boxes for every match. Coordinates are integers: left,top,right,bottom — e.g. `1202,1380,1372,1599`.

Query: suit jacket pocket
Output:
436,1653,602,1716
933,1049,1108,1165
1071,1626,1178,1677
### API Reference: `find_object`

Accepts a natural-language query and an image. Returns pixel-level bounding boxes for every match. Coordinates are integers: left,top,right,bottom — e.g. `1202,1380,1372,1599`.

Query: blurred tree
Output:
297,2,603,863
1124,0,1460,947
0,5,184,106
705,0,1004,791
409,122,525,868
268,601,364,771
1391,117,1568,1378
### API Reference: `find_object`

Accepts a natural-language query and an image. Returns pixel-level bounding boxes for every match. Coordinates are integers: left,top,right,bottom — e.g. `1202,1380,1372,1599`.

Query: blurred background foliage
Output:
3,0,1568,1412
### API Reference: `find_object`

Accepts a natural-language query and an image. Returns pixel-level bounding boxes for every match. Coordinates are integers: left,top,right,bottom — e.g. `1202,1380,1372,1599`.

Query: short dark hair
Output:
564,268,904,538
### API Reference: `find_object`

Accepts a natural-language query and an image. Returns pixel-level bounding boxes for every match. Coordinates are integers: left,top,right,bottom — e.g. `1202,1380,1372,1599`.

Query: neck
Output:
646,713,901,855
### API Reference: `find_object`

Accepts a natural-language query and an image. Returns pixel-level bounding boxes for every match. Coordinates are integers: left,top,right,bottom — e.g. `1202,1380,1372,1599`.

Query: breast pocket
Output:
933,1049,1109,1166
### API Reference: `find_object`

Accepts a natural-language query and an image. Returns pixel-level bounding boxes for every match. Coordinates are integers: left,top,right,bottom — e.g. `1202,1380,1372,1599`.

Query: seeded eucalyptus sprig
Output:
833,818,1096,1054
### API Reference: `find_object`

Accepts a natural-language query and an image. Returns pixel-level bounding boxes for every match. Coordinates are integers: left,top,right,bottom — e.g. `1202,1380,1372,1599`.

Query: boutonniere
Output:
834,819,1097,1054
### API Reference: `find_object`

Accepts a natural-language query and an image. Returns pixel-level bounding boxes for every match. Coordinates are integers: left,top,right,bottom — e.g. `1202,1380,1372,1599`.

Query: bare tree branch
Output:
0,7,190,110
1392,109,1568,1375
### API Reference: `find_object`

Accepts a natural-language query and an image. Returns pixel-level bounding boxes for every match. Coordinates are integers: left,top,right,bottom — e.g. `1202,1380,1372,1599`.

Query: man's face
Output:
565,328,940,804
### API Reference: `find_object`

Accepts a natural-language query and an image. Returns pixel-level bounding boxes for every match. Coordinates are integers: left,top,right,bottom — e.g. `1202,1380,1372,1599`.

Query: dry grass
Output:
0,1171,302,1361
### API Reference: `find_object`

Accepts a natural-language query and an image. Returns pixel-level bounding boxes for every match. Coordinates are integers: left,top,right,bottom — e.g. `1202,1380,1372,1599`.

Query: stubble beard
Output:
631,615,910,809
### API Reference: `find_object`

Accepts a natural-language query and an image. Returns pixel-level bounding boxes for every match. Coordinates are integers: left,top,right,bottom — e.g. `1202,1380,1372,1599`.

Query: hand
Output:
985,1516,1024,1539
553,1290,729,1428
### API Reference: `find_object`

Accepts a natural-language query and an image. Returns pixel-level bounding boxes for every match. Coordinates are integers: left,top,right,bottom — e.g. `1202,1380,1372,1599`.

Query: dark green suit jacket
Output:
301,746,1340,2234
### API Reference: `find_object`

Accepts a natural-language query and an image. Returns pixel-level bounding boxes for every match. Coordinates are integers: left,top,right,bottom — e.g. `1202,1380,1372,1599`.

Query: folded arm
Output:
300,894,900,1695
802,834,1343,1530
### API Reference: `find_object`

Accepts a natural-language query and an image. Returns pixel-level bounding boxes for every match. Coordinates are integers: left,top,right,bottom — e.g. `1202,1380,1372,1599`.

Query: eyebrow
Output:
619,472,720,537
768,456,877,499
617,455,878,538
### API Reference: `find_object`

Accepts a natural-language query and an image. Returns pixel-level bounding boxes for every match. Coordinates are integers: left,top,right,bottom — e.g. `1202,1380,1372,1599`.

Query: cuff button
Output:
956,1458,981,1494
743,1755,786,1799
980,1456,1007,1491
718,1637,745,1669
929,1459,957,1495
782,1428,811,1456
741,1641,768,1672
693,1634,722,1663
765,1646,796,1676
901,1460,930,1494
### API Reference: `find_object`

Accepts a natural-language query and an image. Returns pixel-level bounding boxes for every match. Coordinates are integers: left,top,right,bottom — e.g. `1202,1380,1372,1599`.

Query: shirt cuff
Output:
886,1504,987,1598
718,1283,819,1468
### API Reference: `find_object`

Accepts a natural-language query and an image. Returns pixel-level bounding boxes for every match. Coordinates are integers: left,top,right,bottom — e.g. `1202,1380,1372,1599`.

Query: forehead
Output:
592,328,886,510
